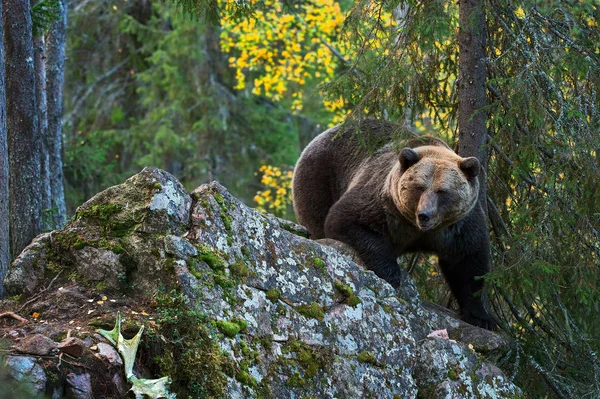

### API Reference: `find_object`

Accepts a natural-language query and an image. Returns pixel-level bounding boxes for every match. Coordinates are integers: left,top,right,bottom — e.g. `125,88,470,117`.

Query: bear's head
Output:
392,144,480,232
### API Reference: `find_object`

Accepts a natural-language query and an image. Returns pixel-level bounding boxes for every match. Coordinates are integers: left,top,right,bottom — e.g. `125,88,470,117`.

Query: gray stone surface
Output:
96,342,123,367
4,355,47,393
4,232,51,296
15,334,57,356
164,234,198,260
414,338,521,398
66,372,93,399
73,246,123,287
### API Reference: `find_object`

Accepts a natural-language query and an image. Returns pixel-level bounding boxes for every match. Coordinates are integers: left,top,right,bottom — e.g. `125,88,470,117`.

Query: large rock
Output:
1,168,522,398
5,167,191,296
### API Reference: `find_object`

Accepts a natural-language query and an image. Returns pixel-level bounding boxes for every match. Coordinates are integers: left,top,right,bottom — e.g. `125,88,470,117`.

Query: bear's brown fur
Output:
292,119,495,329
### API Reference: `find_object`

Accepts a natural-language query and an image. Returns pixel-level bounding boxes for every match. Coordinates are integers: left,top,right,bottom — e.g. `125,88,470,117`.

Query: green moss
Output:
147,290,235,398
295,302,325,321
220,211,233,231
46,261,63,274
53,231,90,251
95,282,108,291
196,245,226,272
214,274,234,289
286,370,306,387
347,296,362,307
241,246,250,257
98,238,124,254
357,350,377,365
188,261,203,280
313,257,326,271
283,340,330,380
266,288,281,303
334,282,362,307
216,318,247,338
239,341,251,357
229,261,250,279
448,368,459,381
76,203,137,237
334,282,353,297
234,318,248,333
281,223,310,238
216,320,242,338
153,182,163,191
213,192,225,206
5,294,23,302
236,370,258,388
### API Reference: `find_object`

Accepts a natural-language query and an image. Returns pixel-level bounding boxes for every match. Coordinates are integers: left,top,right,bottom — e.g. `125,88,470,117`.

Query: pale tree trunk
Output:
0,0,8,297
34,26,51,230
457,0,488,215
3,0,42,259
45,0,67,228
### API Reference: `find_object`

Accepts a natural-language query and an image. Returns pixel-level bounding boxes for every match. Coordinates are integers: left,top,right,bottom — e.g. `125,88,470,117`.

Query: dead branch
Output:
0,312,28,324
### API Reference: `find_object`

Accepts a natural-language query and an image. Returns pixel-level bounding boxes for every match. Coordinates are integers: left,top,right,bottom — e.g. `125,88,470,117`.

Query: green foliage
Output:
31,0,60,37
63,1,307,213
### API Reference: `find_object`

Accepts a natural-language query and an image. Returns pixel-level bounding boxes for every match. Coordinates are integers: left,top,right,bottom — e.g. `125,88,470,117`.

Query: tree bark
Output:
3,0,42,259
458,0,488,215
45,0,67,228
34,26,51,230
0,0,8,297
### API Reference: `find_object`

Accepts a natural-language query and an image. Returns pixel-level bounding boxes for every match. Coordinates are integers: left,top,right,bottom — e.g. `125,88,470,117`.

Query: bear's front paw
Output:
461,310,497,331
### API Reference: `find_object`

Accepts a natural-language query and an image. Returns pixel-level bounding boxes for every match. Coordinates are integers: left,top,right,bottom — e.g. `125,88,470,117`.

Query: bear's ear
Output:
459,157,480,180
399,148,420,171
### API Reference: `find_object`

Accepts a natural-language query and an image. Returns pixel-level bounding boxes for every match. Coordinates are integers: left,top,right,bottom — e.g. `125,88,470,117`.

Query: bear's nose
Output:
418,212,431,223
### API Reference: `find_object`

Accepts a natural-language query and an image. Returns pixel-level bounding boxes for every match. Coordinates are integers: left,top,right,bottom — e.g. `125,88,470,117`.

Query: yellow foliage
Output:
219,0,355,124
254,164,294,216
514,7,525,19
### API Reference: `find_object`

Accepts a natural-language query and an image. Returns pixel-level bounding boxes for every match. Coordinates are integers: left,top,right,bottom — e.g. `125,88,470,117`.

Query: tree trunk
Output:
0,0,8,297
3,0,42,259
45,0,67,228
457,0,488,215
34,28,51,230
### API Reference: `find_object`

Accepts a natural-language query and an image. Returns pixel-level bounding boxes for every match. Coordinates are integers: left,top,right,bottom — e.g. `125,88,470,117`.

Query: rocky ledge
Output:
0,168,522,398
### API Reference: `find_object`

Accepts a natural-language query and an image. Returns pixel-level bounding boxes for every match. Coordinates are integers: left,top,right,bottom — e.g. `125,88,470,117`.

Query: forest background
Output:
0,0,599,397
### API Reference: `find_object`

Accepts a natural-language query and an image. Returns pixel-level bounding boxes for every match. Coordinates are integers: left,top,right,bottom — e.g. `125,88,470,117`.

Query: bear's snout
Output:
416,191,438,231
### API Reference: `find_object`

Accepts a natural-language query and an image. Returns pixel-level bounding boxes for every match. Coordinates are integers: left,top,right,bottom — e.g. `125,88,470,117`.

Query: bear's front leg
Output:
324,196,409,288
439,251,496,330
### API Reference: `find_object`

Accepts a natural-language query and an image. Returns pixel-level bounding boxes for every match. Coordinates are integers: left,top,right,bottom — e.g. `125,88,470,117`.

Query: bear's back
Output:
293,119,418,237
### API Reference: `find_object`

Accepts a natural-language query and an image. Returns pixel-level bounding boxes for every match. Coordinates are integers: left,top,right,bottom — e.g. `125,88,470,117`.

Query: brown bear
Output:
292,119,495,330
